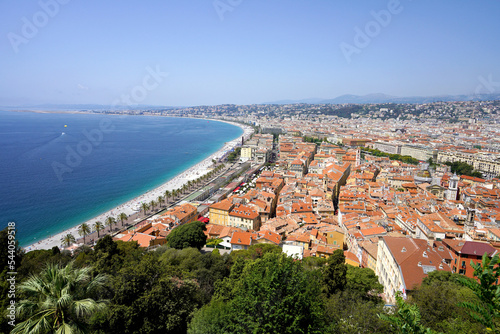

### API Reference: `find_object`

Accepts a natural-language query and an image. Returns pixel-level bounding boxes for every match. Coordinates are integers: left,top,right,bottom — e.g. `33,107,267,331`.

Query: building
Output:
208,199,234,227
441,239,497,278
240,146,254,161
445,173,459,200
230,231,255,251
162,203,197,225
401,145,436,162
376,236,451,303
437,150,500,178
228,204,261,230
373,141,402,155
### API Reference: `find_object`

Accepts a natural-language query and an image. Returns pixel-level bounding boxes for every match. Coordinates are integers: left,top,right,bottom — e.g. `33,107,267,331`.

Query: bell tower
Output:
446,173,459,200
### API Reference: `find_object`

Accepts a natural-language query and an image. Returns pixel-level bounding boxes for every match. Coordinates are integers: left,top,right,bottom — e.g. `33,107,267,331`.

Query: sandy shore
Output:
24,119,253,251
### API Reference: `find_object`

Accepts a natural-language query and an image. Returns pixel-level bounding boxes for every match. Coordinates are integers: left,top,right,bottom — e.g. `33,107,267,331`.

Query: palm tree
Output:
62,234,75,248
141,202,149,215
12,262,107,334
164,190,171,204
78,223,91,244
187,180,192,190
118,212,128,227
93,221,104,238
157,195,164,208
105,216,116,232
150,200,157,211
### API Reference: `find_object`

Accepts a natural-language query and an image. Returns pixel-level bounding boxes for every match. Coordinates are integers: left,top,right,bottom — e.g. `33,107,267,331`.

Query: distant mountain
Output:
263,98,325,105
264,93,500,105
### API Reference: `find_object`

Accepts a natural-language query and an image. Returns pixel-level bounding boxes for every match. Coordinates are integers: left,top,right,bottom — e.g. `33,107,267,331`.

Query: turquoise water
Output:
0,111,242,246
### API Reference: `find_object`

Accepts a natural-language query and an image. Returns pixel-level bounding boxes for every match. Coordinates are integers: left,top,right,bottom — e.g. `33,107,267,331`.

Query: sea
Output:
0,111,243,247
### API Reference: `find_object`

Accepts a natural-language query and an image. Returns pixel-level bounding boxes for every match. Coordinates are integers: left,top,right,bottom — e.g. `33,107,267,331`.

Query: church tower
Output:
465,207,475,232
446,173,459,200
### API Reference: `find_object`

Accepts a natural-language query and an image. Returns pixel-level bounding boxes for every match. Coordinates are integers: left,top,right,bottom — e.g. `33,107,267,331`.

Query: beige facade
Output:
401,145,436,161
437,150,500,177
241,146,254,161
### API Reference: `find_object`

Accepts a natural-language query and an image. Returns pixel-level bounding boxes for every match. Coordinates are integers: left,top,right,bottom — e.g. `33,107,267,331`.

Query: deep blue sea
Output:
0,111,242,247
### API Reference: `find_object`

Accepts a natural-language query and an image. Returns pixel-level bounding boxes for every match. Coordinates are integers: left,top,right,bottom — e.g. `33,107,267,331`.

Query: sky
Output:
1,0,499,107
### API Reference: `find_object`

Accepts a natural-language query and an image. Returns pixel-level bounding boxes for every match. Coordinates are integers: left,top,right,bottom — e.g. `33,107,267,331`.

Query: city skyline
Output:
1,0,500,107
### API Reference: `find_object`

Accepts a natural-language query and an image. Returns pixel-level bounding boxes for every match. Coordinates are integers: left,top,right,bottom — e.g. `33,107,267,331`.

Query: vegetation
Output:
362,147,420,165
379,293,436,334
105,216,116,232
166,221,207,250
189,252,324,334
12,262,108,334
226,147,241,162
62,233,76,248
0,226,495,333
118,212,128,227
444,161,483,178
78,223,91,244
93,221,104,238
458,252,500,331
319,105,364,118
303,135,326,144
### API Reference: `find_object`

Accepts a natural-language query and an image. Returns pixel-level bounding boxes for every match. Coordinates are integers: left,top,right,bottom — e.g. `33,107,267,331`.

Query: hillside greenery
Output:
0,228,490,333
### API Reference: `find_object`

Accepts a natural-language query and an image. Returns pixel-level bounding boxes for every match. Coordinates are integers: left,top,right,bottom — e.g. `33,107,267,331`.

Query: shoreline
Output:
23,115,253,252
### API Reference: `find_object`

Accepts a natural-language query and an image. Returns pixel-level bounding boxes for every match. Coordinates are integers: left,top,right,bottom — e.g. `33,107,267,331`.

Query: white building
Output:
376,236,451,303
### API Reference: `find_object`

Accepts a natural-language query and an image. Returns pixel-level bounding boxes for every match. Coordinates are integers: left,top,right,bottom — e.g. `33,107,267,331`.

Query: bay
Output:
0,111,242,247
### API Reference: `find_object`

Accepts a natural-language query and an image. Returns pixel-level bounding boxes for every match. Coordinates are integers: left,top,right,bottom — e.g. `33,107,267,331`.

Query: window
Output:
462,261,466,267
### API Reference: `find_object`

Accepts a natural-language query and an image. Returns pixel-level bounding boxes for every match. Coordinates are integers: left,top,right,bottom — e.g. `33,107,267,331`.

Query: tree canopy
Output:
166,221,207,250
1,225,494,333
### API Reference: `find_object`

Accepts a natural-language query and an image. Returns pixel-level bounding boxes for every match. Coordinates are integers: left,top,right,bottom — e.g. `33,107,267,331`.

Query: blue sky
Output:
1,0,499,106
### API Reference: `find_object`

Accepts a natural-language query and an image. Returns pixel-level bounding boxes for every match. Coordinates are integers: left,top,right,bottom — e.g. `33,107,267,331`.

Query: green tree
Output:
444,161,483,178
12,262,108,334
322,249,347,296
141,202,149,215
189,252,325,334
166,221,207,250
118,212,128,227
411,270,484,333
379,293,436,334
164,190,171,204
105,216,116,232
62,233,76,248
157,195,164,208
459,252,500,331
324,289,391,334
78,223,91,244
345,265,383,298
93,221,104,238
